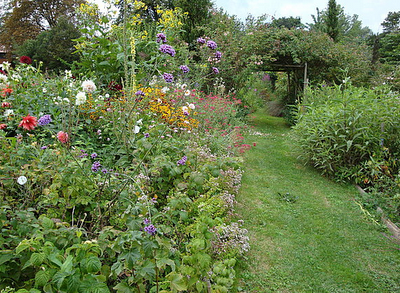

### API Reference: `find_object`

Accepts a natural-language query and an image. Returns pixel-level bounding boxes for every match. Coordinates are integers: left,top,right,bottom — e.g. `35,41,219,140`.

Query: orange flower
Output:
18,115,38,130
1,86,13,97
57,131,69,143
0,124,6,130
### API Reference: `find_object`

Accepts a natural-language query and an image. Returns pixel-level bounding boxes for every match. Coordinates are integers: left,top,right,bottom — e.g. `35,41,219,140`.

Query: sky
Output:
212,0,400,33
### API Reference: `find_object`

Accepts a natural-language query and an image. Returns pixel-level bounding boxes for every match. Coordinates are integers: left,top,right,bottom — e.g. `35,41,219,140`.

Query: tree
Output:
271,16,304,29
325,0,339,41
16,17,81,70
381,11,400,33
0,0,83,57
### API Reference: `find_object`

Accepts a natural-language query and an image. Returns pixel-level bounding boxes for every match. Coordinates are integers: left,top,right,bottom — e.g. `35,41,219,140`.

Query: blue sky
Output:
212,0,400,33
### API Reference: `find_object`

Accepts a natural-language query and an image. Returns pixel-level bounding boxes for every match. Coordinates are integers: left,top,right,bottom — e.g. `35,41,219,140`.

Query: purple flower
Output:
159,44,176,57
144,133,150,138
180,65,190,74
214,51,222,60
91,161,101,172
144,224,157,235
38,114,52,126
212,67,219,74
197,37,206,44
177,155,187,166
143,218,151,225
135,90,145,96
91,153,98,159
101,168,108,174
163,73,174,83
41,146,48,149
156,33,167,43
207,40,217,50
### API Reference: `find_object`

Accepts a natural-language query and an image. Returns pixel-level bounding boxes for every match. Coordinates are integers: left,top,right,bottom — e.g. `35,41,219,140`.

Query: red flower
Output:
18,115,38,130
1,86,12,97
1,102,11,108
57,131,69,143
0,124,7,130
20,56,32,64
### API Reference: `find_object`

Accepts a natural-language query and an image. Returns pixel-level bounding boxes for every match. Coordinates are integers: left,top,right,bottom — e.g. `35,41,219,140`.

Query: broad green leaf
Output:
35,270,51,287
138,260,156,278
0,253,14,265
167,272,187,291
30,252,46,266
60,255,74,272
81,256,101,274
41,216,54,229
16,239,31,254
113,282,135,293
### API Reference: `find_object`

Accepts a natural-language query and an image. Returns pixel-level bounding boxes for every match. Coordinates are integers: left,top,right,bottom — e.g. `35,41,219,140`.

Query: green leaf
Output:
60,255,74,272
81,256,102,274
30,252,46,266
35,269,51,287
167,272,187,291
138,260,156,278
113,282,135,293
41,217,54,229
0,253,14,265
16,239,31,254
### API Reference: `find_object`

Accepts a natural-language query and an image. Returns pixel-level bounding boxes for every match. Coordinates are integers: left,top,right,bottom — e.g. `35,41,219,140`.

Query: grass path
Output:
236,109,400,292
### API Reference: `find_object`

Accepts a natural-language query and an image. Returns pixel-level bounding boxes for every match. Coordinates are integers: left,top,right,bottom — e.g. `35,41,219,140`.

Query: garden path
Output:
236,109,400,292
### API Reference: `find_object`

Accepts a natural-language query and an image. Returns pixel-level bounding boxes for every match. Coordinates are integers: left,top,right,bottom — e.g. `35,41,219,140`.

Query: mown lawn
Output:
236,109,400,292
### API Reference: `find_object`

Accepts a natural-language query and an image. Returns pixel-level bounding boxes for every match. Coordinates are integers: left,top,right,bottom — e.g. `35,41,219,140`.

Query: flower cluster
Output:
163,73,174,83
159,44,176,57
57,131,69,143
207,40,217,50
177,155,187,166
180,65,190,74
38,114,52,126
144,224,157,235
156,33,167,43
197,37,206,44
91,161,102,172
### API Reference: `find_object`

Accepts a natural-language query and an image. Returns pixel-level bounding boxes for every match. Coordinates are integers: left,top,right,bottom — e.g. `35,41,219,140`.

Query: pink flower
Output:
19,56,32,64
57,131,69,143
18,115,38,130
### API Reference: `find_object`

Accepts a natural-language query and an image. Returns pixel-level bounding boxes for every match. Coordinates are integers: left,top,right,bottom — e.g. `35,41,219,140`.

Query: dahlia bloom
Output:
82,80,96,93
57,131,69,144
75,92,87,105
18,115,38,130
19,56,32,64
0,123,6,130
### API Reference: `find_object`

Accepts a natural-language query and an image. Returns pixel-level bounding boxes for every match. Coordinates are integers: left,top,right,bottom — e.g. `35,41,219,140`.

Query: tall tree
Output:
325,0,339,41
381,11,400,33
271,16,304,29
0,0,83,57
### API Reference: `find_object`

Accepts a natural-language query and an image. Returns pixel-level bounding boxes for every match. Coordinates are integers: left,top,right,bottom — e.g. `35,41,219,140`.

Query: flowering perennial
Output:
180,65,190,73
19,56,32,64
82,80,97,93
156,33,167,43
38,114,52,126
159,44,176,57
163,73,174,83
18,115,38,130
57,131,69,144
177,155,187,166
207,40,217,50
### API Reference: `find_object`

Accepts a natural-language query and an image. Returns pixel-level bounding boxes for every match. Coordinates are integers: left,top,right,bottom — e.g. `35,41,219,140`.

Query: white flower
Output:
42,88,47,93
82,80,97,93
4,109,14,117
1,62,10,71
0,74,7,83
184,90,191,96
65,70,72,78
105,93,110,99
17,176,27,185
11,74,21,82
134,125,140,133
161,86,170,93
137,119,143,125
63,98,70,103
75,91,87,105
182,106,189,112
188,103,195,110
181,83,187,90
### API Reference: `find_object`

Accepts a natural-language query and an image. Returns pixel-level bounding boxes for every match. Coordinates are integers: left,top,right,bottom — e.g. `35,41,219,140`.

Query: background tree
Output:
16,17,81,70
271,16,304,29
325,0,339,41
0,0,83,57
381,11,400,33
